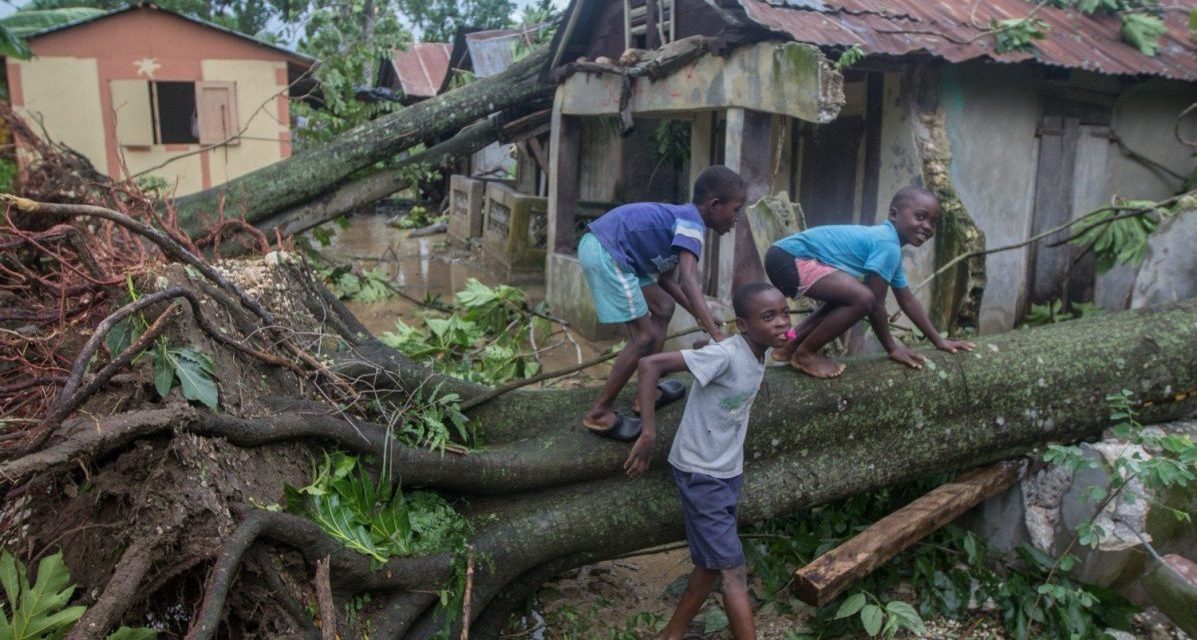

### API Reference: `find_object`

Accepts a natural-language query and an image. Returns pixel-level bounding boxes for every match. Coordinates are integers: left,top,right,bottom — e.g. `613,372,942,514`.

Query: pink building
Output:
5,4,314,195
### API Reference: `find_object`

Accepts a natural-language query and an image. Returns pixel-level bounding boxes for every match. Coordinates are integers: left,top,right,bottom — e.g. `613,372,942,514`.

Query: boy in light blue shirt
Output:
764,186,974,378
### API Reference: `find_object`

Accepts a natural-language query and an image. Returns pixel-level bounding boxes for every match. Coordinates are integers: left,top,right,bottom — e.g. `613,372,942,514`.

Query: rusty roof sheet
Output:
388,42,452,99
736,0,1197,81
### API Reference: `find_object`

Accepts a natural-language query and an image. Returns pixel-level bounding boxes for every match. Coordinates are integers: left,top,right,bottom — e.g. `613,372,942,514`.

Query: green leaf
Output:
835,592,867,619
993,17,1048,53
308,494,388,564
0,551,19,614
104,318,135,358
860,604,884,636
0,8,106,38
3,551,82,640
166,347,219,409
702,608,729,634
22,605,85,637
885,601,924,632
106,627,159,640
1189,8,1196,43
152,348,174,399
836,45,865,70
0,24,30,59
1121,13,1166,56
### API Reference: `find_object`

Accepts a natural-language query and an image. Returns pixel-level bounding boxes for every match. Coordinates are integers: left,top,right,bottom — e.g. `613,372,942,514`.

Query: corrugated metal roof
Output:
465,28,521,77
736,0,1197,81
20,3,314,66
388,42,452,99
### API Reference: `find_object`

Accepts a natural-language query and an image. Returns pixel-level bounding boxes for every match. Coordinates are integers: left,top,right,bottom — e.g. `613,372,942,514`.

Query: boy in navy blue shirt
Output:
764,186,974,378
579,165,746,436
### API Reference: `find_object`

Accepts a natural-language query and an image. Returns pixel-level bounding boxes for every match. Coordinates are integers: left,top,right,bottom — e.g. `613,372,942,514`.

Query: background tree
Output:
290,0,411,144
398,0,515,43
21,0,291,38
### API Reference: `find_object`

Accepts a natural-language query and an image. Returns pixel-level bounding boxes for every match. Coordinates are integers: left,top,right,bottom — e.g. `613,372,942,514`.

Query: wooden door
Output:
797,116,865,228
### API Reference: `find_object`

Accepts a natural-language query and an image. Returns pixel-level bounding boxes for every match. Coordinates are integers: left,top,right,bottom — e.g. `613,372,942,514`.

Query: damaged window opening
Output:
624,0,675,50
110,79,239,147
153,81,198,145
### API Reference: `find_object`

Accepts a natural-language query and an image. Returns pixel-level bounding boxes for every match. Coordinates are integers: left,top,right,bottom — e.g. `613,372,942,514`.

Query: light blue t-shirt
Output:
587,202,706,277
668,334,766,479
773,220,908,288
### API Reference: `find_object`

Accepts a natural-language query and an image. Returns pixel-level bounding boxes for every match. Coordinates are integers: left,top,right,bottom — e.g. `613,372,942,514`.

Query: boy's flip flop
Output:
654,379,686,410
632,379,688,415
587,413,643,442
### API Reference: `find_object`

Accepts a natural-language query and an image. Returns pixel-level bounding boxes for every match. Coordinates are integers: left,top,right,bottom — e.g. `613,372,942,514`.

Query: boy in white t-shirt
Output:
626,282,791,640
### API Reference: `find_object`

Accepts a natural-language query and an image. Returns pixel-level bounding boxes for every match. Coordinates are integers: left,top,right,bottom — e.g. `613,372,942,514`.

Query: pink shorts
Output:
796,258,838,296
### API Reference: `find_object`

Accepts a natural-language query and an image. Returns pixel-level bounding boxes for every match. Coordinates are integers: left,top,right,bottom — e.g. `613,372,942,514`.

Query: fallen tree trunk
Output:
251,116,503,238
172,47,554,234
11,297,1197,639
4,197,1196,639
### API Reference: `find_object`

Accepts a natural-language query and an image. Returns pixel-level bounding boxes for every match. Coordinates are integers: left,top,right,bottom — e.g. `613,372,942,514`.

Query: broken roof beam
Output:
556,40,844,124
793,460,1025,607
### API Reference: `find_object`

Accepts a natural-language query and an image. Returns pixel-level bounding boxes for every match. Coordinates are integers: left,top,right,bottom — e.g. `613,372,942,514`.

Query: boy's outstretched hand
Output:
888,344,926,369
934,338,976,354
624,432,656,478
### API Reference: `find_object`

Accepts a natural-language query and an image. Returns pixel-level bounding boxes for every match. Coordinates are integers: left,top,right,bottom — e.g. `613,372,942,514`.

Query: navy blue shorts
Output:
672,466,745,570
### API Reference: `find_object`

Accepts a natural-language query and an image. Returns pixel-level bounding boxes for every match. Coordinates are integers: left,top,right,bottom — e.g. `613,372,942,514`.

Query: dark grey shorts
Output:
671,466,745,570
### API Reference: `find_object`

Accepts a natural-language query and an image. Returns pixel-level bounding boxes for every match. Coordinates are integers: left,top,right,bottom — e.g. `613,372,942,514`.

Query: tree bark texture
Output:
251,118,503,238
172,48,554,234
385,299,1194,639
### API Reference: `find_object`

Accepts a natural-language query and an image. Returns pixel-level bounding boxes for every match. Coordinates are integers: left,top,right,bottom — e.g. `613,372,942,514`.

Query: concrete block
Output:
544,252,619,340
481,181,548,283
447,174,485,242
1132,202,1197,309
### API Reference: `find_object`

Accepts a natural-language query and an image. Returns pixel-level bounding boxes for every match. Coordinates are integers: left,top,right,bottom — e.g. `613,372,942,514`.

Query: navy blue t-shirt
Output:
588,202,706,277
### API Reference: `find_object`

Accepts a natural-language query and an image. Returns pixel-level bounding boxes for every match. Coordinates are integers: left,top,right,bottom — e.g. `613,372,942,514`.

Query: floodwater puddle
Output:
315,214,617,384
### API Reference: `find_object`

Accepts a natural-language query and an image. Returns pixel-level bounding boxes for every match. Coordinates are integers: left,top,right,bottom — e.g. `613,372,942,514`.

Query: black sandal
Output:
587,413,643,442
654,379,686,410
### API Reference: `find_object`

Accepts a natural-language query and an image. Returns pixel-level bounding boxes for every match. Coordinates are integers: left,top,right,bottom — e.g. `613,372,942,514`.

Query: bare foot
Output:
790,351,845,378
583,412,617,432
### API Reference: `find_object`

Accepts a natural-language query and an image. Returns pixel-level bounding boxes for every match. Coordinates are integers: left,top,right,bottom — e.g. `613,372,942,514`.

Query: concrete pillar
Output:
689,111,713,189
547,89,581,258
718,107,774,300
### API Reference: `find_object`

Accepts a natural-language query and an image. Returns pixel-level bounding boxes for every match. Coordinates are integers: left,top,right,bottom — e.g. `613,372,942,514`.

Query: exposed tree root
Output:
187,508,453,640
65,532,168,640
248,545,321,640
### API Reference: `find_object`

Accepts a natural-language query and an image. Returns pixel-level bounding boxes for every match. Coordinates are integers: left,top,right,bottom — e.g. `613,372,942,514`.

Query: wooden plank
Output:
859,72,884,223
793,460,1024,607
549,114,581,254
525,137,550,177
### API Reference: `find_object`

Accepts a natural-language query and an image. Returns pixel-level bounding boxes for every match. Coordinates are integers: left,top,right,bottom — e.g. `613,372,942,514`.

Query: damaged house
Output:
529,0,1196,338
3,4,314,196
